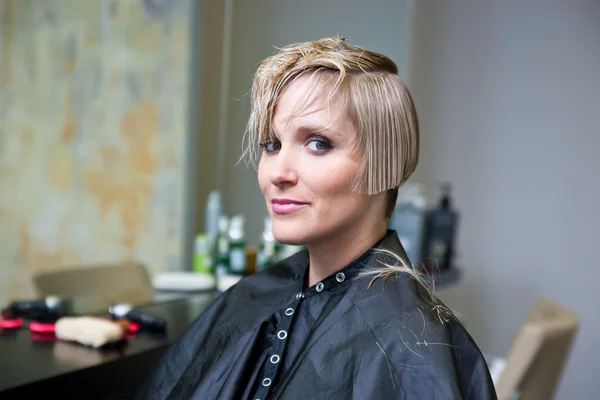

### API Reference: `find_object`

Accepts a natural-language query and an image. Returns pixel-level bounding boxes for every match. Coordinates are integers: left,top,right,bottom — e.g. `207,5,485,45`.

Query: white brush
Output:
55,316,129,348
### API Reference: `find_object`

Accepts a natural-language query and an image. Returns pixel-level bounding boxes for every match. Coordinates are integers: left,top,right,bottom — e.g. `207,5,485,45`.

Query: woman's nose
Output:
269,149,298,187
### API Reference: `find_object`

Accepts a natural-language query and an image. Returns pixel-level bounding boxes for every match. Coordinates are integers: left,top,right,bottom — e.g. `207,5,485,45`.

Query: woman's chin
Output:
273,234,306,247
272,227,309,246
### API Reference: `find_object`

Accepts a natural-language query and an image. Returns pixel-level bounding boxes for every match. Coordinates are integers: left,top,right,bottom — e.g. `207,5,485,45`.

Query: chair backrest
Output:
32,263,154,311
496,298,580,400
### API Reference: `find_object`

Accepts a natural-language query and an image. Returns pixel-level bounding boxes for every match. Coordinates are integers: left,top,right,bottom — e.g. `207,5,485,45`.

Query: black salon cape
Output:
135,231,497,400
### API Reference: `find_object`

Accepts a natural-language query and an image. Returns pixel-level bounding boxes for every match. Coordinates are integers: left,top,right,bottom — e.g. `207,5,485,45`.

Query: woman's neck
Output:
306,221,387,287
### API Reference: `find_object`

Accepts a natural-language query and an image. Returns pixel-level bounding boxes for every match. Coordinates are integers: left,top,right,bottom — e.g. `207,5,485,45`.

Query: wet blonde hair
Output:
243,37,454,323
242,37,419,217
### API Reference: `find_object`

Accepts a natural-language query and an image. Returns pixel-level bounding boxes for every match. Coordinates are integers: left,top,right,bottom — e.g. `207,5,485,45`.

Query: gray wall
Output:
223,0,415,244
410,1,600,398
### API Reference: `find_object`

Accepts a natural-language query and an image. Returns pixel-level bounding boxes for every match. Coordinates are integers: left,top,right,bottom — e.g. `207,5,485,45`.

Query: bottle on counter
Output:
214,216,230,279
422,182,460,272
257,217,277,271
227,215,247,276
193,233,214,275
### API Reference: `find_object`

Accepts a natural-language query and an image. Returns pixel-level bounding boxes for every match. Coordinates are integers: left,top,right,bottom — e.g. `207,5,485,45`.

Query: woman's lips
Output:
271,198,309,214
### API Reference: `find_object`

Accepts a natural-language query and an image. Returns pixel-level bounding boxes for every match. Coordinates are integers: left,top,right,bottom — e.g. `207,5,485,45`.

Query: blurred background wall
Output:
410,2,600,399
0,0,196,302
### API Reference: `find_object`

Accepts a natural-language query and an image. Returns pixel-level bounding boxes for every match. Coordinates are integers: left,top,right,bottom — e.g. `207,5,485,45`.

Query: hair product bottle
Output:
227,215,247,276
214,216,230,279
422,183,459,272
193,233,214,275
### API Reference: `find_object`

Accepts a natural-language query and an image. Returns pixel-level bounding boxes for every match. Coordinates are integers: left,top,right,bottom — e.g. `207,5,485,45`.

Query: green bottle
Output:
214,216,230,279
227,215,247,276
193,233,213,275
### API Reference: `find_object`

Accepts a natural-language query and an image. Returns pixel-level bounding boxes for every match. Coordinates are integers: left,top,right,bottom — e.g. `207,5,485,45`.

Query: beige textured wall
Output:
0,0,194,303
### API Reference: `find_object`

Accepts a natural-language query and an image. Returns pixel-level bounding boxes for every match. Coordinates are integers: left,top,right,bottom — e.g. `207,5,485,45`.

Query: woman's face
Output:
258,75,386,246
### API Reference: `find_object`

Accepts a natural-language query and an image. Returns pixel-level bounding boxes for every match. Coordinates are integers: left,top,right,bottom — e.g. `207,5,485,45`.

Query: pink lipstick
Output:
271,198,309,214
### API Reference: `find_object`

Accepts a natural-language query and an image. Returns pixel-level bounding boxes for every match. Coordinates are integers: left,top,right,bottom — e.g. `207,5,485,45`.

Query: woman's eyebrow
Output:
296,124,341,137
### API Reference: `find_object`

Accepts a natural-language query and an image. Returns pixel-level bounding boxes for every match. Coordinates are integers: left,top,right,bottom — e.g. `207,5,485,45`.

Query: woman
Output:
136,38,497,399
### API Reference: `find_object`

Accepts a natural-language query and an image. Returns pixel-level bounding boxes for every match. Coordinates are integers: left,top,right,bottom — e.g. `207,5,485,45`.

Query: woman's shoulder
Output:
352,271,456,332
351,255,496,386
349,236,473,330
351,273,494,397
353,266,473,343
355,232,463,334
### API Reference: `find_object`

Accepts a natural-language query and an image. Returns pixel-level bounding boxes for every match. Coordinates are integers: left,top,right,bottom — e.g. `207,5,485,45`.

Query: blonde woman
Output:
136,38,496,400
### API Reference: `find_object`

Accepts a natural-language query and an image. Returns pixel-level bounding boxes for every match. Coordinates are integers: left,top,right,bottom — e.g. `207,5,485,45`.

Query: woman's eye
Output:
261,141,281,153
307,138,333,153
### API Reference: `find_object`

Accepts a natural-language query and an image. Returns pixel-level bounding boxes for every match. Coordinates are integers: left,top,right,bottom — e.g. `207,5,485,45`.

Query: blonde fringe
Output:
356,248,456,325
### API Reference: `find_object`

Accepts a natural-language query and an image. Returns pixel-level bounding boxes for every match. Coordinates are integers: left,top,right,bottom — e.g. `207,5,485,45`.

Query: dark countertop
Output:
0,292,217,399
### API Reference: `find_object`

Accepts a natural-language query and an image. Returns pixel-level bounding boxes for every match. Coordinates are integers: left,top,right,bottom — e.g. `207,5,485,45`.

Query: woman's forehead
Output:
272,75,351,135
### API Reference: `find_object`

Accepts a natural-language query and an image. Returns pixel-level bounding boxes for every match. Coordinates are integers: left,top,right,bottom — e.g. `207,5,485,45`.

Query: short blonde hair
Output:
243,37,419,203
244,38,454,321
